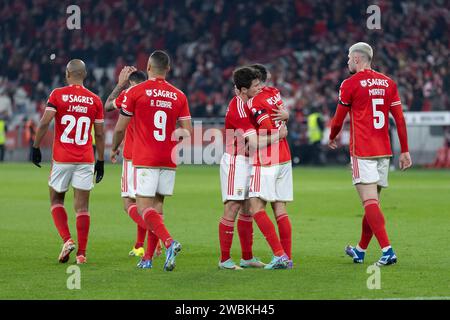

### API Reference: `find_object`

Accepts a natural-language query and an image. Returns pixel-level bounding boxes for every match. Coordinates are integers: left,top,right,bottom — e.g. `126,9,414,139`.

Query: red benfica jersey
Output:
46,84,104,163
224,96,257,156
246,86,291,165
115,90,134,160
339,69,401,158
121,78,191,168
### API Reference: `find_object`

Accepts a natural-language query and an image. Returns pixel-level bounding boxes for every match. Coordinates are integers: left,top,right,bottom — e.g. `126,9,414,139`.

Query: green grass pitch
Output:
0,163,449,300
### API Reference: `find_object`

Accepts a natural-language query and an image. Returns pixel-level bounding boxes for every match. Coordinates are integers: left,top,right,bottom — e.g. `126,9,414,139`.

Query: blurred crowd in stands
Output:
0,0,448,163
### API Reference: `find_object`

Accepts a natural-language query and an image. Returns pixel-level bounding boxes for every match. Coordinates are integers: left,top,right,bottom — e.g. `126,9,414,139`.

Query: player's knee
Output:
224,201,241,220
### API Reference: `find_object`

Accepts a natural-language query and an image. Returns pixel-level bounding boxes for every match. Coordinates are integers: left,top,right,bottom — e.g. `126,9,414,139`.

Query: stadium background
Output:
1,0,450,301
0,0,449,166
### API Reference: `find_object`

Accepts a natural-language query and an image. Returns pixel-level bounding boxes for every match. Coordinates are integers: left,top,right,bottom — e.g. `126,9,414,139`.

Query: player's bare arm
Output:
111,114,131,163
32,110,56,167
247,124,287,150
176,119,193,138
105,66,137,112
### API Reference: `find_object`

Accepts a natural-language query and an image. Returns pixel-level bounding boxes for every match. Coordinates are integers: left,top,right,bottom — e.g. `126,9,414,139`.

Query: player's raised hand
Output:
118,66,135,87
328,139,338,150
110,148,120,164
399,152,412,171
94,160,104,183
272,103,289,122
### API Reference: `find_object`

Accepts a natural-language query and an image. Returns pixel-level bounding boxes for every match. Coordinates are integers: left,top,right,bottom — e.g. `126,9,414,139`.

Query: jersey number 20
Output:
60,115,91,145
372,99,385,129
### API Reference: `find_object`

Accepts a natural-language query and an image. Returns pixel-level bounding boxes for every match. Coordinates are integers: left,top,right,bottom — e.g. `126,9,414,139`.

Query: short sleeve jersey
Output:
338,69,402,158
47,85,104,163
121,78,191,168
224,95,257,156
115,90,134,160
246,86,291,165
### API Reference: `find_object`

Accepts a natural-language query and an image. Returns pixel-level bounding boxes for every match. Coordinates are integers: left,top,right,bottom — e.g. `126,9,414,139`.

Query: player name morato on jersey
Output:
47,85,104,164
121,78,191,168
246,86,291,165
339,69,402,158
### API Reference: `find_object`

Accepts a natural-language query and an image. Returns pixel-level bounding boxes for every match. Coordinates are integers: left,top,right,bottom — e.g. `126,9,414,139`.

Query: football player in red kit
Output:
32,59,105,264
328,42,412,266
111,51,192,271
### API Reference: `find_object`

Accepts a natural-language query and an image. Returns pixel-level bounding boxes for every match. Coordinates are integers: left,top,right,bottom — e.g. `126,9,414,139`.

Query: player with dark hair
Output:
241,63,294,269
328,42,411,266
105,67,162,263
111,50,192,271
218,66,289,270
32,59,105,264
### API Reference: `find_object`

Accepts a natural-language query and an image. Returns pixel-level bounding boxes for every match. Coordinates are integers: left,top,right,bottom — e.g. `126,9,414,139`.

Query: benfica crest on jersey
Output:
360,80,367,87
62,94,69,102
146,90,153,97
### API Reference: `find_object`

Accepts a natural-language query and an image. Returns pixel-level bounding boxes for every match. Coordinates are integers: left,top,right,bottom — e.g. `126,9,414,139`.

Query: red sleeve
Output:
94,96,104,124
46,89,58,112
121,87,135,117
338,79,352,107
235,114,257,138
390,105,409,153
329,104,349,140
178,94,191,121
114,90,126,109
247,96,272,128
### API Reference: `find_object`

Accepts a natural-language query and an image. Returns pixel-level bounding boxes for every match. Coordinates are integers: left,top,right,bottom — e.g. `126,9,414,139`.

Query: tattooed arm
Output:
104,66,136,112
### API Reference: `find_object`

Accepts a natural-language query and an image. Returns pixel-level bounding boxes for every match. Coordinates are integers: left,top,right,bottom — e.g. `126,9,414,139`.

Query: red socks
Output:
358,214,373,250
237,214,253,260
127,204,147,249
135,224,147,249
363,199,390,249
253,210,285,257
76,212,90,256
276,213,292,259
219,217,235,262
144,230,160,260
142,208,173,248
127,204,147,229
51,204,71,243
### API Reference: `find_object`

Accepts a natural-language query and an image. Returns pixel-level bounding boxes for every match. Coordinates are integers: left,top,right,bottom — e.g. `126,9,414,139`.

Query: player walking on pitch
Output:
105,67,163,263
111,50,192,271
32,59,105,264
219,67,289,270
328,42,412,266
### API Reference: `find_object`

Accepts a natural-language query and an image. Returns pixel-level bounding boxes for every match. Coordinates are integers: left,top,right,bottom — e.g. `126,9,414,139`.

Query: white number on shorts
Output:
154,110,167,141
372,99,385,129
60,115,91,145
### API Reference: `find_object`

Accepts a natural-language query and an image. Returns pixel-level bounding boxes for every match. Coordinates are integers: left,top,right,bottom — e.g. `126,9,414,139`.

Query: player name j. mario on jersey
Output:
62,94,94,114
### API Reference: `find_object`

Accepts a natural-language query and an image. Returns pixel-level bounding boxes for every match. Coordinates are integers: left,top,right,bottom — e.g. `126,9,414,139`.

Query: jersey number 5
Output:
60,115,91,145
372,99,385,129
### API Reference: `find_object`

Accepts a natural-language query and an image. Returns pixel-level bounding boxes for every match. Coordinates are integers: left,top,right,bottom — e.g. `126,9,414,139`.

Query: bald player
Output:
32,59,105,264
